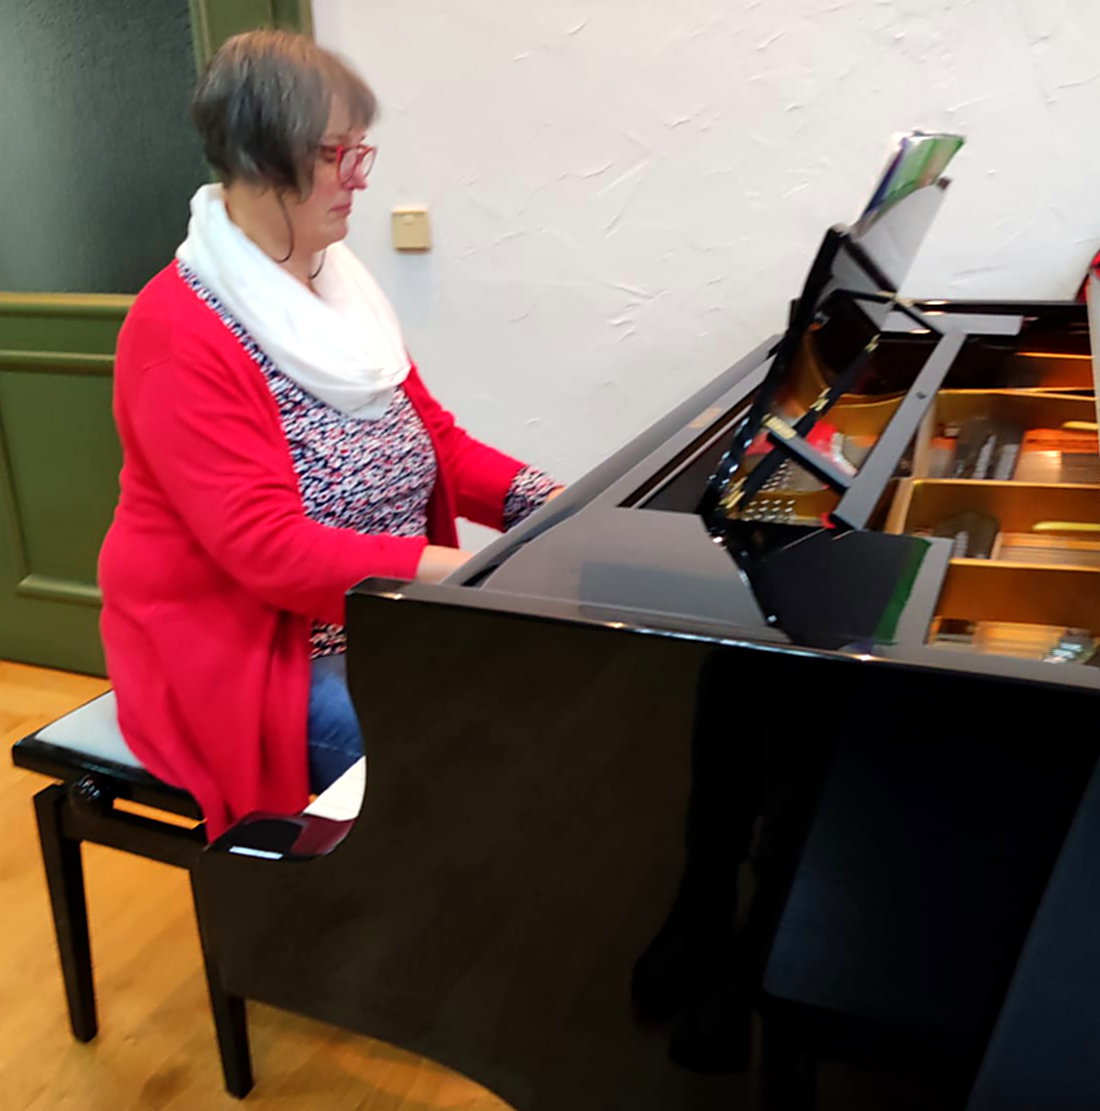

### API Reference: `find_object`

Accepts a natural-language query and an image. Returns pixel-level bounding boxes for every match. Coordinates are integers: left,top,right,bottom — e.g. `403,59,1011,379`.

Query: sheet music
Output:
303,757,366,821
851,179,946,294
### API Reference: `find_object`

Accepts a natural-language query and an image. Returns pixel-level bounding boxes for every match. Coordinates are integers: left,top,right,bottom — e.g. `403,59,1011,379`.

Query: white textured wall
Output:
314,0,1100,495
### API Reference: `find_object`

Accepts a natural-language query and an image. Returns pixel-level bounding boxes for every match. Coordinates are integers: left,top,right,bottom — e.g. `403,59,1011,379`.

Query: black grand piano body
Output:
194,277,1100,1108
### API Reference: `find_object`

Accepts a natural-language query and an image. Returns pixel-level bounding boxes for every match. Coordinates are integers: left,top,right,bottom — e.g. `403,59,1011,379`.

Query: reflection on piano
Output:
193,138,1100,1110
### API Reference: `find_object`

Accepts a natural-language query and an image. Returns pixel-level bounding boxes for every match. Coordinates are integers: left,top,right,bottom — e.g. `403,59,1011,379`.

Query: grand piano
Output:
194,136,1100,1110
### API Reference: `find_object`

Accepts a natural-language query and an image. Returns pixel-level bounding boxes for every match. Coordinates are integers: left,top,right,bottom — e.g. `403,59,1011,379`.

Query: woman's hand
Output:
416,544,474,584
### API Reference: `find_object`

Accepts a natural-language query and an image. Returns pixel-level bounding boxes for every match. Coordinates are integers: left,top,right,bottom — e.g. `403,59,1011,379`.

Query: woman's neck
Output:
223,182,319,291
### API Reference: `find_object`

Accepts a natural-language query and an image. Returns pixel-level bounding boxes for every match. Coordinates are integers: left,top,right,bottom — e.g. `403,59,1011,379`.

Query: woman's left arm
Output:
407,365,562,530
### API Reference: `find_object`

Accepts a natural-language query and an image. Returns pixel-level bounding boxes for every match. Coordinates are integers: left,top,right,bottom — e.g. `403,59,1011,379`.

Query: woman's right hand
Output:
415,544,474,584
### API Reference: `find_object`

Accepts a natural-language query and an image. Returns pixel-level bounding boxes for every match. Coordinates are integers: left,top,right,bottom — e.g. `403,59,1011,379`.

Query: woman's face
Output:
287,103,371,255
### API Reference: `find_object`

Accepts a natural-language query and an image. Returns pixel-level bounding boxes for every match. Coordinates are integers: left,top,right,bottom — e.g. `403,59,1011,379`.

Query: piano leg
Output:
669,720,832,1075
631,653,762,1025
191,877,254,1098
631,651,836,1078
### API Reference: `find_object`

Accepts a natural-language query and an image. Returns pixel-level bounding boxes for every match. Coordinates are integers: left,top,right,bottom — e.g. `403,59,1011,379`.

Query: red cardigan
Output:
99,265,524,837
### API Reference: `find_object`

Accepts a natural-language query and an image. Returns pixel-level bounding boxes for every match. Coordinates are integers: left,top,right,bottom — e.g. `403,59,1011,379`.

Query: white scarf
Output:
176,184,410,419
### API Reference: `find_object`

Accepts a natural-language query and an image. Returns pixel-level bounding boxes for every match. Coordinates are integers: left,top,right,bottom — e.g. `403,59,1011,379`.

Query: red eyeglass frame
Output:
318,143,378,186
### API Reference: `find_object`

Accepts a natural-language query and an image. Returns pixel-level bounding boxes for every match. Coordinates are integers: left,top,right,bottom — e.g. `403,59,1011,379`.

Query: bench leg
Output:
191,879,254,1098
33,784,97,1042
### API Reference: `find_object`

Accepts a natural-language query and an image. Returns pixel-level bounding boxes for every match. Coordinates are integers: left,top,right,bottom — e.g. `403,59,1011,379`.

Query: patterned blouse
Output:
179,263,558,658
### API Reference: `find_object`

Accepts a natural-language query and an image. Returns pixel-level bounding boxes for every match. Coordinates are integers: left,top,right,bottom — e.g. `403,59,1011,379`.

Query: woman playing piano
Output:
98,30,560,838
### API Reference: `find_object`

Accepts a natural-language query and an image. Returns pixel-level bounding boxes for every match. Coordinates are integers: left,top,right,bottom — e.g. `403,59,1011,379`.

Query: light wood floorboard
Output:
0,661,511,1111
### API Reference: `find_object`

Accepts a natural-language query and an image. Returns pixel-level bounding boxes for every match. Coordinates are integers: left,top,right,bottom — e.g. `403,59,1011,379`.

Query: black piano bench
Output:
11,692,206,1047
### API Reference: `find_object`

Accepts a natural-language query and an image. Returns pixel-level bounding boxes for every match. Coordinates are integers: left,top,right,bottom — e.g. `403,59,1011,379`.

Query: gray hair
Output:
191,30,377,196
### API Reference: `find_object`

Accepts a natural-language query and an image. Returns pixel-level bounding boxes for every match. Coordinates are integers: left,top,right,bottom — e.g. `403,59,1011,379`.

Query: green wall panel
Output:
0,372,120,583
0,296,130,675
0,296,132,355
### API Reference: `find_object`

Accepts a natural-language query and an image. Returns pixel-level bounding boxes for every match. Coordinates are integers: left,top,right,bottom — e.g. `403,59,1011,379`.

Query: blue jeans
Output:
307,654,364,793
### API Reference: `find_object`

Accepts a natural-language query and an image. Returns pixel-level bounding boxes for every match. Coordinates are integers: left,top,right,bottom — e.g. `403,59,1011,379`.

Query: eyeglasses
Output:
318,143,378,186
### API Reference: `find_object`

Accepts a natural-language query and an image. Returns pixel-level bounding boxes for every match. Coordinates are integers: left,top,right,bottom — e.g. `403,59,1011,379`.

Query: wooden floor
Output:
0,661,511,1111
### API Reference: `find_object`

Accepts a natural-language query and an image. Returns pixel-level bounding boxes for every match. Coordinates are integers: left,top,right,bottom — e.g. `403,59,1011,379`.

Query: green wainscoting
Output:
0,295,131,675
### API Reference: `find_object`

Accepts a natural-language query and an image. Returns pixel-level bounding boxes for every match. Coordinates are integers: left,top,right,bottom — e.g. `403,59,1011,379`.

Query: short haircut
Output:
191,29,377,196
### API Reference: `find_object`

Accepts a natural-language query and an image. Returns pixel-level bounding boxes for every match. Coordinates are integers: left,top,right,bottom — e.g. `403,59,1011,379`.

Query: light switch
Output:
391,206,431,251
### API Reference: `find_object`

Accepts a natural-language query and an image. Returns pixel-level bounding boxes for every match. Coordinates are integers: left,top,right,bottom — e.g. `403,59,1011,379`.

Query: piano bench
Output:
10,691,205,1045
